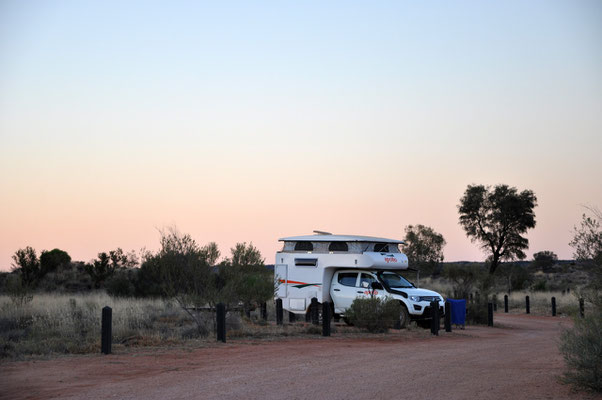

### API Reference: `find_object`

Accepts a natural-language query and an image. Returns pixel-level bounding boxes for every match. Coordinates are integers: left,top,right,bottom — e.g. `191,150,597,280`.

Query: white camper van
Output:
274,232,445,328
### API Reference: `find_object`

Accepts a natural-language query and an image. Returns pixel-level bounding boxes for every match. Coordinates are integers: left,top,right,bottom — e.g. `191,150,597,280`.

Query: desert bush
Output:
442,263,483,299
466,301,488,324
106,269,136,297
4,275,33,306
345,297,401,333
559,308,602,392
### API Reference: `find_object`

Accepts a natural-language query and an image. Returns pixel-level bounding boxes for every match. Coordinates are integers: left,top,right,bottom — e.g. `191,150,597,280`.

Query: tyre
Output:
399,304,409,329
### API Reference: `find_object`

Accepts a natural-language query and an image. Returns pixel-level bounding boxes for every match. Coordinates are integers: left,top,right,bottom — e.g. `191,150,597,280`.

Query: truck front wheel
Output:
399,304,409,329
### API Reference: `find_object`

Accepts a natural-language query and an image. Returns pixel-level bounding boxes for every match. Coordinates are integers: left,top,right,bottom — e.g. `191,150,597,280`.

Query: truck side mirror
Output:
371,282,383,290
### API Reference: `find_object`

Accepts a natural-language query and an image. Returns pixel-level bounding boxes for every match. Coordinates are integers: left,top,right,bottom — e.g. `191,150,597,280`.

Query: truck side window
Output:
360,273,376,287
294,242,313,251
338,273,358,287
328,242,348,252
374,243,389,252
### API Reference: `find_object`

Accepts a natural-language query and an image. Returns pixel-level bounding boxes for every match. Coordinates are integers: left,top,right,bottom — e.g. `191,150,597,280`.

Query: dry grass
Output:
501,290,580,316
0,293,199,359
0,293,439,359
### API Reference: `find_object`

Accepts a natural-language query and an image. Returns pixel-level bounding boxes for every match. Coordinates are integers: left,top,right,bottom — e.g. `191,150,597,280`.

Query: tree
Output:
40,248,71,275
214,243,273,316
138,228,213,335
230,242,264,267
85,248,137,288
442,263,482,299
532,250,558,270
569,207,602,267
201,242,220,266
403,224,446,276
458,184,537,275
11,246,41,287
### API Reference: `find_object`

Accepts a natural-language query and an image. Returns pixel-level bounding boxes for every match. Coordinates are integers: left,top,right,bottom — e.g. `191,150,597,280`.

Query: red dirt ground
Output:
1,314,600,400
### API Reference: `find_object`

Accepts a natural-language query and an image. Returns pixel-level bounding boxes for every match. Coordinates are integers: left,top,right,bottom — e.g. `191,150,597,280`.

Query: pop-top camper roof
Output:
279,234,406,245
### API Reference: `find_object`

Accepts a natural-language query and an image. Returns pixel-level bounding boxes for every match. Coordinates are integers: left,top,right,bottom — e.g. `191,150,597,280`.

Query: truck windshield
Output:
379,272,414,288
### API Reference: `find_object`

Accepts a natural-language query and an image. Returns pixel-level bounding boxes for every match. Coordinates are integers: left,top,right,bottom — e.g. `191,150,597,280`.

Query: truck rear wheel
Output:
399,304,409,329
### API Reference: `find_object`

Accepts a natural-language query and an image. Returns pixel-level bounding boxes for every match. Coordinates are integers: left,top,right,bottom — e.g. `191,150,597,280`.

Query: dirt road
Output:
1,314,599,400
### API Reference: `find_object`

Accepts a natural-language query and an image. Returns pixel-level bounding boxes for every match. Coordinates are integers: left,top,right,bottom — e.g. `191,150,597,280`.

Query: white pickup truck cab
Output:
274,232,444,328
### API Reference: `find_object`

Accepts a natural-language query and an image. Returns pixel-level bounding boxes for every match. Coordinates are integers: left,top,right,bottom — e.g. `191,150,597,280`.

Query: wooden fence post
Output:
289,311,296,324
487,302,494,327
551,297,556,317
311,298,319,325
261,302,267,321
101,306,112,355
430,301,439,336
504,294,508,313
322,301,331,337
444,301,452,332
216,303,226,343
526,295,530,314
579,298,584,318
276,299,283,325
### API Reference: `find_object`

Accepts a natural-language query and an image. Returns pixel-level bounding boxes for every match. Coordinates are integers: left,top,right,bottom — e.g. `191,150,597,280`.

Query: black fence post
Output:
487,302,494,327
551,297,556,317
311,298,319,325
526,296,530,314
579,298,584,318
492,295,498,312
261,302,267,321
504,294,508,313
444,301,452,332
289,312,296,324
216,303,226,343
430,301,439,336
101,306,112,355
276,299,283,325
322,301,331,337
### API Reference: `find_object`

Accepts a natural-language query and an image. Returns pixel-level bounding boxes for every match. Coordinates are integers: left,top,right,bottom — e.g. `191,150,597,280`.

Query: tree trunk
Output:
489,254,500,275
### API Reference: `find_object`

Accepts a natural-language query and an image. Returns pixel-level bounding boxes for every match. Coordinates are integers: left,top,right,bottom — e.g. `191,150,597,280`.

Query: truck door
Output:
330,271,359,313
358,272,385,300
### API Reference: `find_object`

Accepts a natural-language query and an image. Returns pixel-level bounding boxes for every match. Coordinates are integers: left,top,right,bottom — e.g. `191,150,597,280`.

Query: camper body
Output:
274,233,444,327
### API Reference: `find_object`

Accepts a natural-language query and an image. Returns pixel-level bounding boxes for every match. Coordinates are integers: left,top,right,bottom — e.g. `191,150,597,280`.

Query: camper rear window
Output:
338,273,358,287
294,242,313,251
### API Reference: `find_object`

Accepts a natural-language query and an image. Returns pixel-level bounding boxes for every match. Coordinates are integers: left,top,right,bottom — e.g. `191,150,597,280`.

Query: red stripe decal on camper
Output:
278,279,321,288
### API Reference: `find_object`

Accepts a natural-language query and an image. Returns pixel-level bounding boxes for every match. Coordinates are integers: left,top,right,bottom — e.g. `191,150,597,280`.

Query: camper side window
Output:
338,273,358,287
294,242,313,251
328,242,348,252
374,243,389,252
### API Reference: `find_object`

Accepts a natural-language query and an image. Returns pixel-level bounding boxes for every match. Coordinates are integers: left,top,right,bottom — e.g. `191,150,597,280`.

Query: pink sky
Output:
1,1,601,270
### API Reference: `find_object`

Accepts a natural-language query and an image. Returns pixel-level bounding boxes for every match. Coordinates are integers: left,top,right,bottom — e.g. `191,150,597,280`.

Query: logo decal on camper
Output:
384,257,398,263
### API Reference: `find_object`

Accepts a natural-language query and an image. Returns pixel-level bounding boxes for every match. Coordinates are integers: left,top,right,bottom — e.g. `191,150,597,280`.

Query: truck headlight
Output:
409,295,421,302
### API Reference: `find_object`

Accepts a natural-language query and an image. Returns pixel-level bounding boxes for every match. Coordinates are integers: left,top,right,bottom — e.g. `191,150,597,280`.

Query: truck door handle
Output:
333,289,340,292
356,291,364,293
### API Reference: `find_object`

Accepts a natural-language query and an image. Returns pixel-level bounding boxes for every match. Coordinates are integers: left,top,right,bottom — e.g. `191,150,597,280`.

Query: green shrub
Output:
466,301,488,325
559,284,602,393
345,297,401,333
106,270,136,297
559,310,602,392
